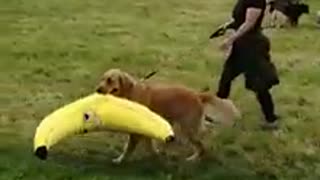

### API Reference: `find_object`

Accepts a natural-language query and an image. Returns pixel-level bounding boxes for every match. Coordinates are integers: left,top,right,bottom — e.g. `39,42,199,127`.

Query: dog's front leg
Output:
112,134,140,164
270,11,277,28
145,138,160,155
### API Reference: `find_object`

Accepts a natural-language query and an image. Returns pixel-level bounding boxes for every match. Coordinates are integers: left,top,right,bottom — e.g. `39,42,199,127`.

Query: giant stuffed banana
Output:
33,93,174,160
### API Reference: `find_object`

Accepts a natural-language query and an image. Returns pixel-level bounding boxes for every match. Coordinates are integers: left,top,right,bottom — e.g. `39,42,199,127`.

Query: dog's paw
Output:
112,157,124,165
185,154,200,162
152,148,161,155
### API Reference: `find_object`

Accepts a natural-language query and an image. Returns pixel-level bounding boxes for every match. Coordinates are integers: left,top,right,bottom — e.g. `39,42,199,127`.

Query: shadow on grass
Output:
0,131,272,180
48,148,270,180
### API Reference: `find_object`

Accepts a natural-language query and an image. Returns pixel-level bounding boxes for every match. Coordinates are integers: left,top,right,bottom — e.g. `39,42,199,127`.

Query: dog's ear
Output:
119,72,135,93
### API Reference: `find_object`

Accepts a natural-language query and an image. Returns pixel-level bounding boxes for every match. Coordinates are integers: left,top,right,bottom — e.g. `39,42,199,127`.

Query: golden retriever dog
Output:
95,68,241,164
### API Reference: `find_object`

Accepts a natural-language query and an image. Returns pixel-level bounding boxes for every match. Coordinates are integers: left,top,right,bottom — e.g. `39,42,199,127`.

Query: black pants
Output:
216,64,278,123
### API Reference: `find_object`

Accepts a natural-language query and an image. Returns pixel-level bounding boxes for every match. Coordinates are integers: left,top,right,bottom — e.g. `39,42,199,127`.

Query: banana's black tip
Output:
165,135,175,143
35,146,48,160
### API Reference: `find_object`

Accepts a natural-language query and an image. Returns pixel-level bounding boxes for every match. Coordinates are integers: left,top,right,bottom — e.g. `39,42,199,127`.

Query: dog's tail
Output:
198,92,241,126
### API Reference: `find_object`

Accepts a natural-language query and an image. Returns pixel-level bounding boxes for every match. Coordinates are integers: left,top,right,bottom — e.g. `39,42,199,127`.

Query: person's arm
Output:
228,8,262,42
220,0,265,52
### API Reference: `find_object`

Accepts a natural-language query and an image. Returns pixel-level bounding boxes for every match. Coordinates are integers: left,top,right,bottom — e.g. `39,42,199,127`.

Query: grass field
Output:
1,0,320,179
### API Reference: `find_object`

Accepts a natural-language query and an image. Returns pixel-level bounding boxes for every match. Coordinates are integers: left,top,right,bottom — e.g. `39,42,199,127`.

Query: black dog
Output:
286,3,309,26
268,0,309,27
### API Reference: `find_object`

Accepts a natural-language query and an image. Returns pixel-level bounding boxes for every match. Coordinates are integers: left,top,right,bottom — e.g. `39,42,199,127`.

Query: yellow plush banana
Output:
33,93,174,160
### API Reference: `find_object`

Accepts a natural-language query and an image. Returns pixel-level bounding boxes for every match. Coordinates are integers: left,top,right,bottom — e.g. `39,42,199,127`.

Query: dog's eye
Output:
111,88,118,93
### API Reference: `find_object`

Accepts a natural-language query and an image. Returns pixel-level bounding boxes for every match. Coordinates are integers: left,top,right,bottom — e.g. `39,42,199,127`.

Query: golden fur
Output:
95,68,241,163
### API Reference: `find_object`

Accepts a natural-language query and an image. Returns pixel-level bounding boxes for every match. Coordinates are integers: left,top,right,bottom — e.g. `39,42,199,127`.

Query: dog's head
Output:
286,3,309,26
289,3,309,15
298,3,309,14
95,68,136,98
267,0,275,13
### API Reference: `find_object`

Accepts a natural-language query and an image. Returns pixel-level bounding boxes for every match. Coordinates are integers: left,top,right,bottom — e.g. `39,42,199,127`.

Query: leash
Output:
142,70,158,80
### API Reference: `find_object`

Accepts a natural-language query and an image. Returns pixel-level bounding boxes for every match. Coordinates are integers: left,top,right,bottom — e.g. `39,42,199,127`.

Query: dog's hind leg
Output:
181,121,205,161
112,134,141,164
185,133,205,161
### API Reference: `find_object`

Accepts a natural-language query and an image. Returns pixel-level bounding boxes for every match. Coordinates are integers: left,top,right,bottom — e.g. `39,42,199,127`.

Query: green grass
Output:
1,0,320,179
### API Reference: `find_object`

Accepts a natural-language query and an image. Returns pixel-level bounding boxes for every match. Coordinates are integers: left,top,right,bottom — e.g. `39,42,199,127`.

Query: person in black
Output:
216,0,280,129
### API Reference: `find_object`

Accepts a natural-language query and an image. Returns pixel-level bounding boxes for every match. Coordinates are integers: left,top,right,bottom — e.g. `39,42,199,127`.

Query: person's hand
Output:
219,36,235,59
220,37,233,51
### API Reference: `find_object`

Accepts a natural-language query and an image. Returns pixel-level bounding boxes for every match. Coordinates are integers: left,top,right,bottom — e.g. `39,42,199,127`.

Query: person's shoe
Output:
260,121,279,130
